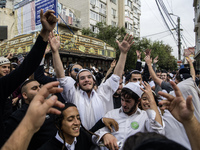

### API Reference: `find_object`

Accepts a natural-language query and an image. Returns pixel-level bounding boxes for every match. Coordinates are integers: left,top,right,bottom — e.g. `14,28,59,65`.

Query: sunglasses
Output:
72,68,80,73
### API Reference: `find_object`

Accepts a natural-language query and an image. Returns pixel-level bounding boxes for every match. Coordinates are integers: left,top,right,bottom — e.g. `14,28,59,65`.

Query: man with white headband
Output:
50,33,134,130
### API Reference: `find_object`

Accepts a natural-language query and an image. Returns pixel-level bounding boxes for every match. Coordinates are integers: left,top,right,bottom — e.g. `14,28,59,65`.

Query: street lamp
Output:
169,13,181,61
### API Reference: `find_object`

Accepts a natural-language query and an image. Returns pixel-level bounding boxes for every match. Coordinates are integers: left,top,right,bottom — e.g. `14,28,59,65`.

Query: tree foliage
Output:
81,23,177,71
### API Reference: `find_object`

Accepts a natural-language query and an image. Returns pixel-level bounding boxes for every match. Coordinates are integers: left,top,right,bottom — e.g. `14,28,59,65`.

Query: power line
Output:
142,30,169,37
143,0,166,29
155,0,177,44
155,33,172,40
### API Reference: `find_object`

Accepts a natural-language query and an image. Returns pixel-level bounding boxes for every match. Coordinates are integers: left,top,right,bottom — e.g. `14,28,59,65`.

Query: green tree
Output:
81,24,177,71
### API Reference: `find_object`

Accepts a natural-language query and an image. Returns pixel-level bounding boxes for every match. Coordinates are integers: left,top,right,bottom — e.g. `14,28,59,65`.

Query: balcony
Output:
58,13,82,29
99,8,106,15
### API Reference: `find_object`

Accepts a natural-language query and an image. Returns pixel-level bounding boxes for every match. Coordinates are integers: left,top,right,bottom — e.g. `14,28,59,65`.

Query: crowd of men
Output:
0,9,200,150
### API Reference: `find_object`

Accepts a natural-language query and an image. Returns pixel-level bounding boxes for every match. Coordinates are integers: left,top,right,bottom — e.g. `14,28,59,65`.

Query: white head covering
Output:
76,69,96,81
0,57,10,66
123,82,142,98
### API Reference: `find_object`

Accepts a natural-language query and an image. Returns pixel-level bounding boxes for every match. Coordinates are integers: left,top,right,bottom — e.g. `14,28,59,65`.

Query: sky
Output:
140,0,195,60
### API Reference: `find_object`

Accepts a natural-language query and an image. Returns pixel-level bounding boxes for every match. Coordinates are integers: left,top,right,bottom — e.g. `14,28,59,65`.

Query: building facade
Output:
193,0,200,71
59,0,141,36
0,0,116,70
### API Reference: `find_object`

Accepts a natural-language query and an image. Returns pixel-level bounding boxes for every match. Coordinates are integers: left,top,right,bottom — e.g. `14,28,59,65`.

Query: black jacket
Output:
38,127,94,150
0,35,47,147
4,103,57,150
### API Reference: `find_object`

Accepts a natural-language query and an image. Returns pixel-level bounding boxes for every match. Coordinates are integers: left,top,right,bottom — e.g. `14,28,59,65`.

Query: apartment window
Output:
112,8,116,16
110,0,116,4
128,1,132,7
112,21,117,27
99,15,106,23
125,10,129,17
125,22,132,30
90,10,99,21
69,10,76,19
129,24,132,30
130,13,133,19
125,0,132,7
90,25,99,33
125,22,128,28
90,0,99,5
99,2,106,15
125,0,128,5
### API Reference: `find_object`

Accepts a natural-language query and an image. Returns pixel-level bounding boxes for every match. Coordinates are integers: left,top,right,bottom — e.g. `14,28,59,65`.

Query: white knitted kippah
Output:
0,57,10,66
123,82,142,98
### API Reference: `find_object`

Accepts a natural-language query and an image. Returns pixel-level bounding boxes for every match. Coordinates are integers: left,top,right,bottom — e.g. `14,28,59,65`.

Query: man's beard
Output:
79,84,93,93
123,102,138,115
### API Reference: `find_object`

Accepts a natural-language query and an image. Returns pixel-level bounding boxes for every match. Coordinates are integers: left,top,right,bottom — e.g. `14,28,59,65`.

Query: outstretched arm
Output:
1,81,64,150
159,81,200,150
104,59,116,80
114,34,134,78
186,57,195,80
49,32,65,78
141,82,163,126
145,55,163,86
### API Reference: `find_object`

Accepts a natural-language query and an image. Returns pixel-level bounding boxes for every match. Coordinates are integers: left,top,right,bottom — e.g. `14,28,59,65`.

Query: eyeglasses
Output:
72,68,80,73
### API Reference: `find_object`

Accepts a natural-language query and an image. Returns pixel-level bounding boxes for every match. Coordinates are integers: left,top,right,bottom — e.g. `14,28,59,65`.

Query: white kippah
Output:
123,82,142,98
0,57,10,66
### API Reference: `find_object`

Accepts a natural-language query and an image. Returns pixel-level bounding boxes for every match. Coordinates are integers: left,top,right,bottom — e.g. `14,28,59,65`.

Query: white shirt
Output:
93,107,165,150
58,74,120,129
55,132,77,150
164,78,200,150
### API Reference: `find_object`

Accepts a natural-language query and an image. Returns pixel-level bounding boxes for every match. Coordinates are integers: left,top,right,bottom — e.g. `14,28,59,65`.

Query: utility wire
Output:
155,0,177,43
158,0,176,27
142,30,169,37
143,0,166,30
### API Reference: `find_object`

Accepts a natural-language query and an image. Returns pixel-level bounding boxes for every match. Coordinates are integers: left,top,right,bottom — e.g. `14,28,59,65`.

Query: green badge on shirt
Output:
131,121,139,130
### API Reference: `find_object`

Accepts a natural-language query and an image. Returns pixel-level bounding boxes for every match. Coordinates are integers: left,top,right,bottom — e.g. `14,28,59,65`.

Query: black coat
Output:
0,35,47,147
38,127,95,150
4,103,57,150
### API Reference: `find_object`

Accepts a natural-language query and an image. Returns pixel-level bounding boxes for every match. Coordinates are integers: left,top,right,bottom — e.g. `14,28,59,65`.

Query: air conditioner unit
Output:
131,7,133,11
113,15,116,18
92,4,95,9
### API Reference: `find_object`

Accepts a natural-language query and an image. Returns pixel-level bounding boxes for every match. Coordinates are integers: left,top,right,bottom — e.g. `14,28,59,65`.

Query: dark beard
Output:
124,102,138,115
79,84,93,94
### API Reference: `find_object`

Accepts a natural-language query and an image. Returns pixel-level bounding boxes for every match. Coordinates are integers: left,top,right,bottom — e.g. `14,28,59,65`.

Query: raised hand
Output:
48,31,60,53
186,57,193,64
153,56,159,64
158,81,194,124
144,49,152,56
110,59,116,68
24,81,64,132
144,55,152,65
116,34,134,54
40,9,58,32
141,81,155,105
6,53,13,59
136,50,141,60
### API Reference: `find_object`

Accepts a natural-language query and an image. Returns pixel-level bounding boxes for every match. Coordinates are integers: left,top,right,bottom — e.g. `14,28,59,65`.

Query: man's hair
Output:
175,68,191,82
121,88,140,103
123,132,187,150
21,79,37,93
156,70,161,73
161,70,167,74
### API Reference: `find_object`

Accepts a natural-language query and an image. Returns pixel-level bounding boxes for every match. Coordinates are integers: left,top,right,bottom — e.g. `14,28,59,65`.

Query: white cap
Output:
123,82,142,98
0,57,10,66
